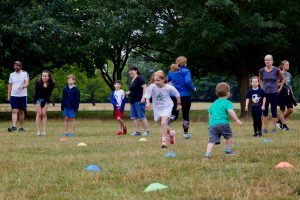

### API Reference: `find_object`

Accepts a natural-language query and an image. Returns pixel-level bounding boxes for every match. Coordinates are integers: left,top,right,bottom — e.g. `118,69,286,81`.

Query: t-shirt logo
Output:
156,93,165,105
251,94,260,104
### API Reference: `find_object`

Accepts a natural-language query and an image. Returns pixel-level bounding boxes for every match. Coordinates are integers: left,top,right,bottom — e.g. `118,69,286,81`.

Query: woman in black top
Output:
33,70,55,136
126,66,150,136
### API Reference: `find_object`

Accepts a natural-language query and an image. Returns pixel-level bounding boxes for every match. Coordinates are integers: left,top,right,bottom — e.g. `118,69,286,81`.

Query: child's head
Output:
250,76,259,88
176,56,187,67
39,70,54,85
216,82,230,97
279,60,289,71
170,63,179,72
151,70,168,87
67,74,76,85
113,80,122,90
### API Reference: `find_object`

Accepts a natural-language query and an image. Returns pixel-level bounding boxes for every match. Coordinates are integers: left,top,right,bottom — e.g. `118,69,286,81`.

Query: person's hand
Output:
177,104,182,110
7,96,10,102
141,98,145,103
145,103,151,110
245,106,248,111
261,106,265,110
236,119,242,126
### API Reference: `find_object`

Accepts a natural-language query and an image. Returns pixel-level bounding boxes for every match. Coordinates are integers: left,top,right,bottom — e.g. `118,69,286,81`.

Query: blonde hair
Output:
67,74,76,80
279,60,289,70
170,63,179,72
176,56,187,67
216,82,230,97
264,54,274,64
151,70,168,83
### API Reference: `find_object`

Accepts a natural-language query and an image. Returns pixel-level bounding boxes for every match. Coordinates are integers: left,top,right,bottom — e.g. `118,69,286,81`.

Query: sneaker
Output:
37,131,41,136
130,131,141,136
8,126,17,132
282,124,290,131
258,132,263,137
169,130,176,144
263,129,269,133
42,131,46,136
142,131,150,136
123,126,127,134
253,132,258,137
63,133,69,137
183,133,192,139
204,152,211,159
272,129,277,133
225,151,237,156
19,127,25,132
276,119,283,129
69,133,75,137
161,144,168,148
116,130,123,135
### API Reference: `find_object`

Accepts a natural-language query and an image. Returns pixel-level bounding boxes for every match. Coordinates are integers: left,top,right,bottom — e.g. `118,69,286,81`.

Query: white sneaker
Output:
184,133,192,139
42,131,47,136
142,131,150,136
37,131,41,136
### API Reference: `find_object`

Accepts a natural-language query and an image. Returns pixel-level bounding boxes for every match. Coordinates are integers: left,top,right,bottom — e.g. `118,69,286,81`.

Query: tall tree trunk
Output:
234,66,251,119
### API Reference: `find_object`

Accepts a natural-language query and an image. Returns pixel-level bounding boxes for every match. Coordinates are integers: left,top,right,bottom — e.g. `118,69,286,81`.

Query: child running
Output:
61,74,80,137
110,80,127,135
245,76,266,137
143,70,181,148
204,82,242,159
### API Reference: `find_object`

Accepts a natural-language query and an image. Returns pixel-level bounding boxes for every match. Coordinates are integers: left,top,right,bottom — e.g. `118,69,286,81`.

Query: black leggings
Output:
171,96,191,133
263,93,278,118
252,110,262,133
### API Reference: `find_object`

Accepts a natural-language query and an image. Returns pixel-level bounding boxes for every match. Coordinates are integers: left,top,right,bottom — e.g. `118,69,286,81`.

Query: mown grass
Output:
0,110,299,200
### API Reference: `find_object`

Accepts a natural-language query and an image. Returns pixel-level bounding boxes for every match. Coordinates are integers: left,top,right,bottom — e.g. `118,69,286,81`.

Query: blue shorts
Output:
130,101,146,120
208,124,232,145
10,96,27,111
63,109,77,118
35,98,49,108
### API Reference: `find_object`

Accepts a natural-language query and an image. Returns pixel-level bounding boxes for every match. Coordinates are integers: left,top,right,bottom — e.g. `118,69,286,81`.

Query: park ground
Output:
0,105,299,199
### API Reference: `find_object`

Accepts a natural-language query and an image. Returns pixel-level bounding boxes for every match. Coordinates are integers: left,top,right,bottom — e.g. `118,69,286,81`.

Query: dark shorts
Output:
63,109,76,118
35,98,49,108
278,94,294,111
208,124,232,145
114,108,124,119
10,96,27,111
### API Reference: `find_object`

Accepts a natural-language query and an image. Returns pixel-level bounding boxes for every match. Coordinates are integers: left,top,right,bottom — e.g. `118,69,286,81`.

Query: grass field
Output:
0,110,299,200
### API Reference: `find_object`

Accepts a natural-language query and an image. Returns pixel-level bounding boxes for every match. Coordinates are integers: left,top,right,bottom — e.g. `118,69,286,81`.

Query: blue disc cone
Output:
263,139,271,143
164,151,177,158
85,164,101,172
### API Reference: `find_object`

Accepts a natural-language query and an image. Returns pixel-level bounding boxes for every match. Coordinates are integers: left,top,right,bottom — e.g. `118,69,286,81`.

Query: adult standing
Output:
7,61,29,132
127,66,150,136
33,70,55,136
167,56,196,139
276,60,296,131
258,54,285,133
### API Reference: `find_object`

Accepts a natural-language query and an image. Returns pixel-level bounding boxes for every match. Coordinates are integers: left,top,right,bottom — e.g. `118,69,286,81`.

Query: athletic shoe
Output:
69,133,75,137
123,126,127,135
8,126,17,132
19,127,25,132
63,133,68,137
253,132,258,137
225,151,237,156
204,152,211,159
282,124,290,131
42,131,46,136
184,133,192,139
161,144,168,148
142,131,150,136
169,130,176,144
263,129,269,133
272,129,277,133
276,119,283,129
130,131,141,136
258,131,263,137
37,131,41,136
116,130,123,135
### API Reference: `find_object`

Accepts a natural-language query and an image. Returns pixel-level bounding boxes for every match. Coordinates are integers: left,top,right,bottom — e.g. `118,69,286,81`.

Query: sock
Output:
162,136,167,145
204,152,211,157
225,147,232,153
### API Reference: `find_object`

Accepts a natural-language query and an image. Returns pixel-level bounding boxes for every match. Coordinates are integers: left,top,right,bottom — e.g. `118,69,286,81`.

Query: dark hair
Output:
114,80,122,85
38,70,55,86
216,82,230,97
128,66,141,75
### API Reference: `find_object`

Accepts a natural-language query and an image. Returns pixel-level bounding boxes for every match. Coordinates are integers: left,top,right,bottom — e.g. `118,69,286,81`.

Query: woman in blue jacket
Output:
167,56,196,139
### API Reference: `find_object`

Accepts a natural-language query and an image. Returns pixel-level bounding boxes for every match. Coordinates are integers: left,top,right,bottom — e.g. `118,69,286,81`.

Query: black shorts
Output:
278,94,293,111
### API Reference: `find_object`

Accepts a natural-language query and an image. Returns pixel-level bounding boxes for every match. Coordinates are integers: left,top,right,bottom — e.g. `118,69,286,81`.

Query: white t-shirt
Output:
114,89,125,106
8,71,29,97
144,83,180,121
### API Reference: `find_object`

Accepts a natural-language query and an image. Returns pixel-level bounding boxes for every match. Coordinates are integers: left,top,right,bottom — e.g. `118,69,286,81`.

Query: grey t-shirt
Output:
259,66,280,93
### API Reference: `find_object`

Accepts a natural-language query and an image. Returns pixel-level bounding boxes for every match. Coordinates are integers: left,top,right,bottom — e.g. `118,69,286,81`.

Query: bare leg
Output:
41,104,48,133
279,110,285,124
11,109,19,127
272,117,277,129
132,119,139,132
71,118,76,134
141,118,149,132
262,116,268,130
284,108,293,119
36,105,42,132
206,143,215,154
19,110,25,128
64,117,69,133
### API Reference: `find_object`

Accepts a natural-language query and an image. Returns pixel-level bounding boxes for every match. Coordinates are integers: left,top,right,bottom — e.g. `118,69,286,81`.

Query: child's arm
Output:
245,98,249,111
261,97,266,110
228,109,242,125
145,98,151,110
